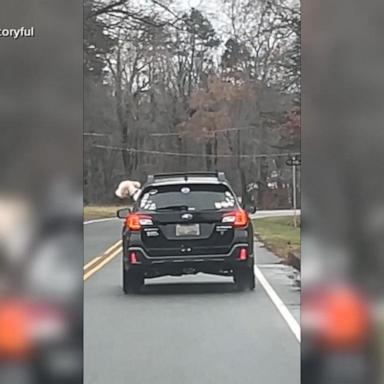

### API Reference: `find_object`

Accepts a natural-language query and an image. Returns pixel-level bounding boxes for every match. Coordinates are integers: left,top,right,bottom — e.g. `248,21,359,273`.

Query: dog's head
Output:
115,180,141,201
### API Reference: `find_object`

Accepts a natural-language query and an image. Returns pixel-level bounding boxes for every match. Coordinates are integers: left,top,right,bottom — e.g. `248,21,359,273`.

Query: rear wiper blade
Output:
199,207,235,212
156,205,189,211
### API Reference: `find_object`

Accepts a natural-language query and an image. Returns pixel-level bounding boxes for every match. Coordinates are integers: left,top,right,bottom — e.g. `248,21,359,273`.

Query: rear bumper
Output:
123,244,254,275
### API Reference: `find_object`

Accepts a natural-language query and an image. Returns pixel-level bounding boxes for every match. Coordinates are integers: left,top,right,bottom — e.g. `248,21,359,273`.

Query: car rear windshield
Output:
138,184,237,211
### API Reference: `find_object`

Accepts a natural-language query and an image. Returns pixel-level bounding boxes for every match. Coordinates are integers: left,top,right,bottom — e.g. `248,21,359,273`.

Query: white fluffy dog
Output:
115,180,142,201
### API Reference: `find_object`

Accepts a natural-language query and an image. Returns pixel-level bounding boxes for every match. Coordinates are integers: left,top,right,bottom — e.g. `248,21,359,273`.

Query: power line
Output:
84,126,260,139
92,144,300,159
150,126,259,137
84,132,109,137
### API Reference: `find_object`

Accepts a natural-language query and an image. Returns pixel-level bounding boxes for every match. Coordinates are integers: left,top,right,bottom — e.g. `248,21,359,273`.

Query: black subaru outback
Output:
117,172,256,294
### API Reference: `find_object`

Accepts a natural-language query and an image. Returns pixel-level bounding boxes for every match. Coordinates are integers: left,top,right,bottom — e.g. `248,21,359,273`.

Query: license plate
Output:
176,224,200,236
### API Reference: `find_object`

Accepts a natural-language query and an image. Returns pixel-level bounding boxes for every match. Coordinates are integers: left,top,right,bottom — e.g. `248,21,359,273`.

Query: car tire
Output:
123,270,144,294
234,267,255,291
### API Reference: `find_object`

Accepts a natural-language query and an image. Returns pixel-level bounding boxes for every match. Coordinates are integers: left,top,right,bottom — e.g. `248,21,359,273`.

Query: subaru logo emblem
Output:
181,213,193,220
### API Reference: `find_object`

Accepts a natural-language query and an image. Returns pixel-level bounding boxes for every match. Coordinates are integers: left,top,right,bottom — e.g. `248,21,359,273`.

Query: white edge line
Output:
84,217,119,225
254,265,301,342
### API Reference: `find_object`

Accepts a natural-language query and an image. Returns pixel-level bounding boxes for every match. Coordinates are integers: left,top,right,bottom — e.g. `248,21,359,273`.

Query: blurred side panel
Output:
302,0,384,383
0,1,83,383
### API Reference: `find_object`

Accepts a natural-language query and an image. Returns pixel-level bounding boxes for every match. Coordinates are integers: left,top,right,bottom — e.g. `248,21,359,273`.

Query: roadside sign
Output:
286,156,301,167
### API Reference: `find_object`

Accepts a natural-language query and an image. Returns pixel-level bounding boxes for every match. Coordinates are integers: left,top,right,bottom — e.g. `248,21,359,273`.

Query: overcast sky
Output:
173,0,220,14
172,0,226,33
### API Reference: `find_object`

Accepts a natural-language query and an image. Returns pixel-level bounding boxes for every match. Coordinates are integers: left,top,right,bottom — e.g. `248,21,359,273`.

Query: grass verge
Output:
252,216,300,259
84,206,127,221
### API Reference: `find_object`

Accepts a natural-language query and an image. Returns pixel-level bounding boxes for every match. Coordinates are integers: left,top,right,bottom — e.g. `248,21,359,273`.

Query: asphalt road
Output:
84,217,300,384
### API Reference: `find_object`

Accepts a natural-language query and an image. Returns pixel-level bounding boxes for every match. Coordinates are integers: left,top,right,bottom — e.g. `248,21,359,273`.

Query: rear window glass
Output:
138,184,236,211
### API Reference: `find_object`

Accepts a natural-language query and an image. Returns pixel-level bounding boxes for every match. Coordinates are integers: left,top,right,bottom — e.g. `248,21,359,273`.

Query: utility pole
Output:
292,162,297,227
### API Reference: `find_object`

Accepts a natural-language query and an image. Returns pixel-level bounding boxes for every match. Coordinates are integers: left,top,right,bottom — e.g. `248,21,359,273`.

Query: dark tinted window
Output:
139,184,236,211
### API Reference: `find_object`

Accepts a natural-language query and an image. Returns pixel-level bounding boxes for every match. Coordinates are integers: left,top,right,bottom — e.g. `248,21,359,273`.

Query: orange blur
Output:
0,301,32,359
319,287,371,349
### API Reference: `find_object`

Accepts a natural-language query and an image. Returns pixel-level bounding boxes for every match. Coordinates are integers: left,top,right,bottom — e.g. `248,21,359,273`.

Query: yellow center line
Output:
104,240,123,255
84,246,123,281
83,240,122,270
83,256,102,271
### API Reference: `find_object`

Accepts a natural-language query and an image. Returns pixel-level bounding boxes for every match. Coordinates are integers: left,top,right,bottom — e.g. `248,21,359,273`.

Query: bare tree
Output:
84,0,300,205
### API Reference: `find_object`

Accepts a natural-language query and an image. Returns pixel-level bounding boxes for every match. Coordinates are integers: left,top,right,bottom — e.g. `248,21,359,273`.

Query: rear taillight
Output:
238,248,248,260
125,214,153,231
129,251,139,264
222,209,248,227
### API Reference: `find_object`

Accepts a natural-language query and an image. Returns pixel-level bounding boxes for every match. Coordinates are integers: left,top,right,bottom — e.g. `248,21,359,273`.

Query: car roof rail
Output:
216,172,226,182
147,172,226,182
